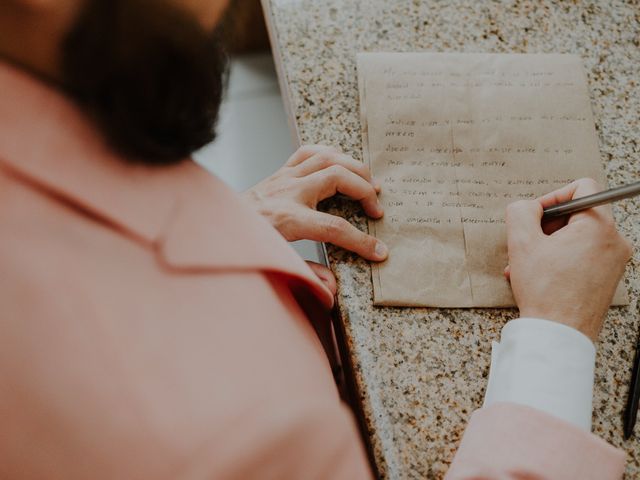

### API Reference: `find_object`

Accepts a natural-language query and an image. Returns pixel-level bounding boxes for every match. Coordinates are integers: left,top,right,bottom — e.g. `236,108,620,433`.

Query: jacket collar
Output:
0,61,333,308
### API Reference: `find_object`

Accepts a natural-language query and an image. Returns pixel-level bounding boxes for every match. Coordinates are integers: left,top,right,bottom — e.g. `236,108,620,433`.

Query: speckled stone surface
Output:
264,1,640,478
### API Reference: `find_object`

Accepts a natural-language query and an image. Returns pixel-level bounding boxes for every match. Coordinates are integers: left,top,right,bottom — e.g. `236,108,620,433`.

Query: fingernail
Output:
373,178,382,191
375,241,388,259
375,200,384,217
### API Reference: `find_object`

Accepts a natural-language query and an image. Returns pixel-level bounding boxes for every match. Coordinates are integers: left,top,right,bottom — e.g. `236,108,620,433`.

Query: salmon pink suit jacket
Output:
0,62,626,479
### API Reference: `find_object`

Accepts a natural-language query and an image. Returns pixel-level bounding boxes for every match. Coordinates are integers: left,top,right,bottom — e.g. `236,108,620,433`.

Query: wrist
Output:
510,316,596,347
518,306,599,342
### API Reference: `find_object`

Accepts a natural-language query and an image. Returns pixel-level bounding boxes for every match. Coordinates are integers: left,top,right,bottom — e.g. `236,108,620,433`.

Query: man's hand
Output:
242,145,388,262
505,178,632,341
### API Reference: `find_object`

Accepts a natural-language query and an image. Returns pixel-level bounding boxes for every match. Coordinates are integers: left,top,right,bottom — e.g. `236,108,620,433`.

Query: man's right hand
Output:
505,178,633,341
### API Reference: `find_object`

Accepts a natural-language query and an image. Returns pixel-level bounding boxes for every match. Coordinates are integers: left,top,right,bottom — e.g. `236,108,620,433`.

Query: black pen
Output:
624,326,640,439
543,180,640,218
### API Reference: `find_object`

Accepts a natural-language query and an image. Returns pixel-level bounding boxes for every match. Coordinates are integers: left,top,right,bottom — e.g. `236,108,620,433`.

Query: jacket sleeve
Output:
446,402,626,480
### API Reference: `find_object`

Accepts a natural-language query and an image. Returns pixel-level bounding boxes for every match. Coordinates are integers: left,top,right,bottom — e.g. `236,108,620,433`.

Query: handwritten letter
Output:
358,52,627,307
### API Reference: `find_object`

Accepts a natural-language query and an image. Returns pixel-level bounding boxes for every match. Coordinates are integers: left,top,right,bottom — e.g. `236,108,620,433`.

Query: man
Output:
0,0,631,478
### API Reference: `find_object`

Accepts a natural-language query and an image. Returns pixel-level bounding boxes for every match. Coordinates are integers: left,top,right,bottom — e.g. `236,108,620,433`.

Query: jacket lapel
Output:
0,61,333,309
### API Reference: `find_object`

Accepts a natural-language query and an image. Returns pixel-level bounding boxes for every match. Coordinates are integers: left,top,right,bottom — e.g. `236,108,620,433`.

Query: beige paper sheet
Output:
358,52,627,307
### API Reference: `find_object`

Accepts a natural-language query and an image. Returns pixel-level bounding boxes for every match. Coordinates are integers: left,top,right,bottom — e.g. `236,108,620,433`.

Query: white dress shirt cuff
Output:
483,317,596,431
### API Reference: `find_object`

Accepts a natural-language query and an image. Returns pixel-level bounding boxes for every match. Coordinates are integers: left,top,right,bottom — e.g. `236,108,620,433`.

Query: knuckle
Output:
312,152,333,169
316,146,340,159
364,234,378,251
326,164,347,178
351,158,370,178
288,146,314,165
364,183,377,197
297,144,315,154
316,150,336,168
324,145,341,154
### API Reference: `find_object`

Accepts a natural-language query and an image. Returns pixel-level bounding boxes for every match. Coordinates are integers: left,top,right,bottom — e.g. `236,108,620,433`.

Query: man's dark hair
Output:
62,0,228,165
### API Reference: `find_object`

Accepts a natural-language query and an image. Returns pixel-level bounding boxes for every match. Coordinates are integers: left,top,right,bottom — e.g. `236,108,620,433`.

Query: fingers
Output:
305,261,337,296
537,180,582,208
286,145,334,167
567,178,614,225
288,145,380,192
538,178,613,227
294,149,379,188
302,211,388,261
306,165,383,219
505,199,544,250
538,177,601,207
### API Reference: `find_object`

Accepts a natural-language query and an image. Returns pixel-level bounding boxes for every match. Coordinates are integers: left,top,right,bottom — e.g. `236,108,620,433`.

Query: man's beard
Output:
61,0,228,165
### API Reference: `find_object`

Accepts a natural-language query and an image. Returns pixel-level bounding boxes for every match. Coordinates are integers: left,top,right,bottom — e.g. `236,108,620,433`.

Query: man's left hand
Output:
242,145,388,262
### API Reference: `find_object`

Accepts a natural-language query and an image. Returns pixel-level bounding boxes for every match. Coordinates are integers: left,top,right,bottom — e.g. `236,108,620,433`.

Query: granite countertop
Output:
262,1,640,478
